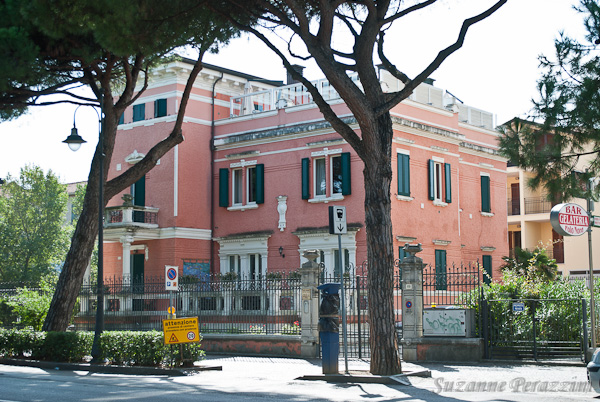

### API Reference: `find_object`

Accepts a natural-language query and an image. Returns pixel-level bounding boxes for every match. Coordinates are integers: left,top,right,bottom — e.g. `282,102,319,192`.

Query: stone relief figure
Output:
277,196,288,231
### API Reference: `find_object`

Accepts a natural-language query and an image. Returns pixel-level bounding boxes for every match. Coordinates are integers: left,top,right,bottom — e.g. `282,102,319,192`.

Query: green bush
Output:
0,329,204,366
0,328,44,357
33,331,93,362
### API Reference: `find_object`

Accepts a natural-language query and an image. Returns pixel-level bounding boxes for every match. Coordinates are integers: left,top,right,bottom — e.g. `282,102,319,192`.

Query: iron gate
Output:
483,298,586,361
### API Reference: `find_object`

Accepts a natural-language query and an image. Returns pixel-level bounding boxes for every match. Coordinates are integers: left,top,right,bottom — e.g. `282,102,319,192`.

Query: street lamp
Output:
63,96,104,364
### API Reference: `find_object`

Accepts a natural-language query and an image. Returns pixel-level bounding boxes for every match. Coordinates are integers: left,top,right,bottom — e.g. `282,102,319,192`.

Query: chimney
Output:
286,65,305,85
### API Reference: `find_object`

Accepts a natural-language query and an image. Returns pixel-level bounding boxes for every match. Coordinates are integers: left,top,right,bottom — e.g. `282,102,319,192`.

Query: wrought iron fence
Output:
423,262,482,307
74,273,302,335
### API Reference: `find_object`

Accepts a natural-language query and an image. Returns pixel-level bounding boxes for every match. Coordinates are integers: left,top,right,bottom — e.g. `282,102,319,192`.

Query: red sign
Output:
550,203,590,236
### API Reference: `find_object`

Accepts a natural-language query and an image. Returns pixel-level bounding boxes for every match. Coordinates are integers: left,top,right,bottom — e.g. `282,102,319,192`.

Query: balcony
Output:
524,197,553,215
229,74,494,130
507,197,553,216
229,74,360,117
104,205,159,229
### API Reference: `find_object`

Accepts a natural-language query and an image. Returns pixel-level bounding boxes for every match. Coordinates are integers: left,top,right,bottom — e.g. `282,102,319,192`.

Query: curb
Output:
0,358,222,376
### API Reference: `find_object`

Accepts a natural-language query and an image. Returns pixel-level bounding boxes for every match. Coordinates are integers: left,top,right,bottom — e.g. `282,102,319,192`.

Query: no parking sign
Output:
165,265,179,291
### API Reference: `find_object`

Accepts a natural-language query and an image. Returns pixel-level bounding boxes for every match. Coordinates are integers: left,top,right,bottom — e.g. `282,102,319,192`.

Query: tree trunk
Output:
43,157,101,331
363,113,402,375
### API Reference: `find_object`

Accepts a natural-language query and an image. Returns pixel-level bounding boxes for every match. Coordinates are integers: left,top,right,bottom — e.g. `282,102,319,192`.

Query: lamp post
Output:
63,95,104,363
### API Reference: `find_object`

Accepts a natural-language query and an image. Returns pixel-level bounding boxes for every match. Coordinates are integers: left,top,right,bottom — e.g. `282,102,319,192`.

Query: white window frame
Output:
227,159,259,211
309,148,344,203
314,157,327,197
232,168,243,206
431,156,448,207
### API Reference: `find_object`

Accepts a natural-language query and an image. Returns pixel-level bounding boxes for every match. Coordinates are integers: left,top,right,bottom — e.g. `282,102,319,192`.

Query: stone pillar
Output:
400,243,425,361
300,250,320,358
120,235,134,278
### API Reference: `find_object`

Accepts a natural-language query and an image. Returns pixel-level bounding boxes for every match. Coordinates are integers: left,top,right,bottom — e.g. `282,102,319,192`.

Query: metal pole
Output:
91,94,105,363
338,234,348,374
588,196,596,351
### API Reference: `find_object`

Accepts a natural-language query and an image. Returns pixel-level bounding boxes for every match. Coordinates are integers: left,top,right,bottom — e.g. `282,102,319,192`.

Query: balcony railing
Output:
104,205,159,228
230,74,360,117
507,198,520,216
524,197,553,215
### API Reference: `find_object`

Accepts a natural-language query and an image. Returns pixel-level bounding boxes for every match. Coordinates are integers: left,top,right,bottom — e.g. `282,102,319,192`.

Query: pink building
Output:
103,59,508,283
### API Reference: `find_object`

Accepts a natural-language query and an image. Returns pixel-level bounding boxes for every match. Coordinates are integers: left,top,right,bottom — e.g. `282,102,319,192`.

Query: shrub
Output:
33,331,93,362
0,329,204,366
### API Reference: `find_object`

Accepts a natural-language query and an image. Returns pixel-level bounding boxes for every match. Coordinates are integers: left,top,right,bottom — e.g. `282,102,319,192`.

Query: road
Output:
0,356,595,401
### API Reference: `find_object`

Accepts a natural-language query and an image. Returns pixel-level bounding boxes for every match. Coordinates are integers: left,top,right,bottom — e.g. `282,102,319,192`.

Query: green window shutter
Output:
427,159,435,200
435,250,447,291
341,152,351,195
398,154,410,197
133,104,145,122
301,158,310,200
219,168,229,207
444,163,452,203
482,255,492,285
154,99,167,118
256,164,264,204
481,175,491,212
118,113,124,125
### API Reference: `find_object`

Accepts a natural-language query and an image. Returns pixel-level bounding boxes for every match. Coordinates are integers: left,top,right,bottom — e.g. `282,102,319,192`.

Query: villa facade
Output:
101,59,509,284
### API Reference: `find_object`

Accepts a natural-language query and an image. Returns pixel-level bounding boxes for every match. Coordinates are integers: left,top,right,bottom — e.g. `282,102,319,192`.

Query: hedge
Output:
0,329,204,366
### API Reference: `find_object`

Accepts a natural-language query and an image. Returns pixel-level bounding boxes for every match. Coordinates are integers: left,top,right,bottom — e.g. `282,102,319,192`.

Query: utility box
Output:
423,308,475,337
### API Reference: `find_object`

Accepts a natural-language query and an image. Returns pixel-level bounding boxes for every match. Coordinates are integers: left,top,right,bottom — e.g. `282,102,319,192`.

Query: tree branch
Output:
376,0,507,115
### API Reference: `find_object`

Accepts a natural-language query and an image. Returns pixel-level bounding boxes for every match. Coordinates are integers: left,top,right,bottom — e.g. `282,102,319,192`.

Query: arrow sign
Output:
328,206,347,234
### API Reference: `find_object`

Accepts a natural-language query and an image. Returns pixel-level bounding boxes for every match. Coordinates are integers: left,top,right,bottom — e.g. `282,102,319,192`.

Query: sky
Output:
0,0,588,184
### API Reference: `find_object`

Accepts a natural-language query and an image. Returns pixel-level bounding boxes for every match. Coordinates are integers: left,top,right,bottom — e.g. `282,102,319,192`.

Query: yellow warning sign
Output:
162,317,199,345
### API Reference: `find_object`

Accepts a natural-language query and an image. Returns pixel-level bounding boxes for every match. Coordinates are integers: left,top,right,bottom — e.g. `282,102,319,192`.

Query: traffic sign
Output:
165,265,179,291
162,317,200,345
328,206,347,234
593,216,600,228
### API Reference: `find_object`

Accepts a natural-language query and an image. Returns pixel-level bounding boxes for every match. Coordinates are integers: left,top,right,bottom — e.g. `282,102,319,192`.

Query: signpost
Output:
165,265,179,319
328,206,348,374
550,201,595,356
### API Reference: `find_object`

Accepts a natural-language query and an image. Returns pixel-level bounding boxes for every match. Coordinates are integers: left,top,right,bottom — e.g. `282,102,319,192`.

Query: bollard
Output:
318,283,340,374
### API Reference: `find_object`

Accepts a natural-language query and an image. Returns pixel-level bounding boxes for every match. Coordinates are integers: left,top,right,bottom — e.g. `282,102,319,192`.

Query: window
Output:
334,248,350,275
435,249,447,290
229,255,241,277
132,104,145,122
397,152,410,197
302,152,351,201
481,174,491,213
232,169,243,205
428,159,451,205
219,163,264,209
482,255,492,285
217,235,269,284
154,98,167,118
315,158,326,196
247,166,258,203
249,254,262,281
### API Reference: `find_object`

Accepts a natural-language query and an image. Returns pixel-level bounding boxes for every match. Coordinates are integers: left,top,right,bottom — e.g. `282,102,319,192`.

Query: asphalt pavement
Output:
0,355,595,401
